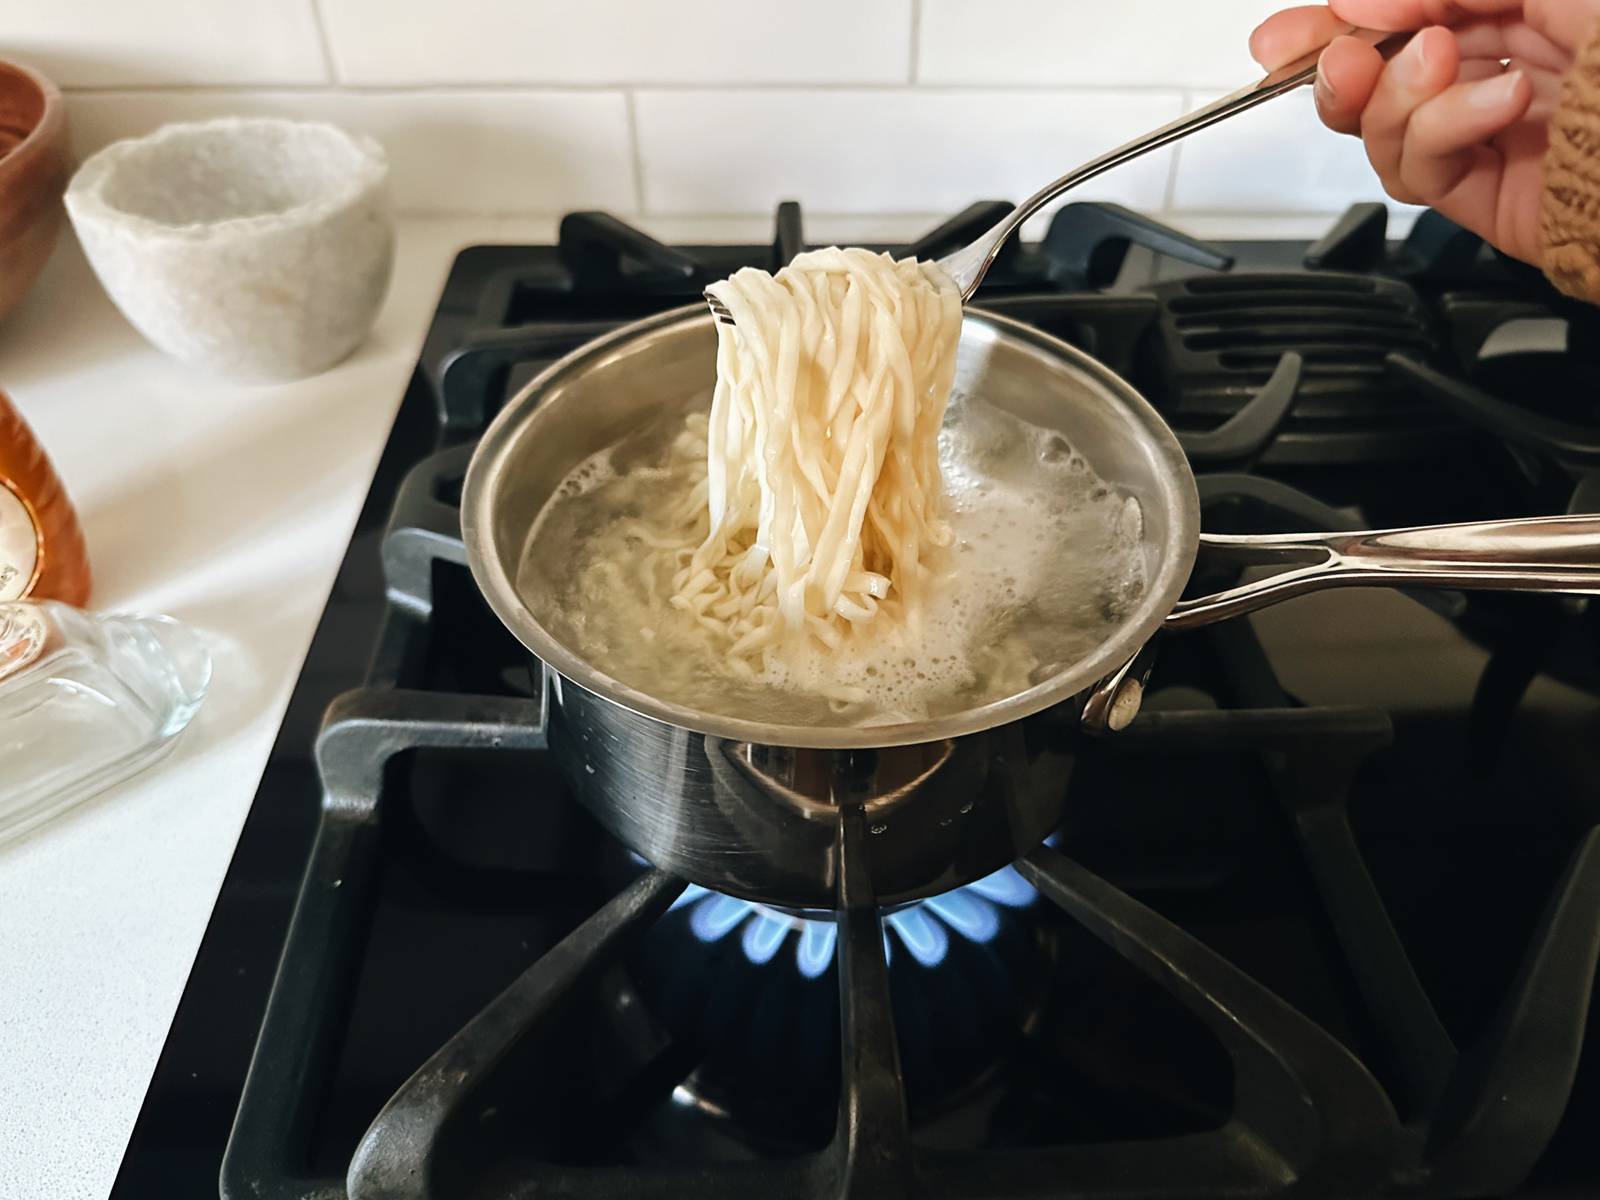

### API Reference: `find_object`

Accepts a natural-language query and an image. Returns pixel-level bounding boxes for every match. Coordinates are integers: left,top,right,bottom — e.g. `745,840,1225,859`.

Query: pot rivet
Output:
1108,678,1144,731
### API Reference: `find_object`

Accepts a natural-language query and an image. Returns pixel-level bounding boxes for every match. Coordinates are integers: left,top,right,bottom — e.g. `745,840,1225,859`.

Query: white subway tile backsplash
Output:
32,2,1407,231
918,0,1285,89
65,91,637,215
9,0,328,87
634,89,1184,216
318,0,913,85
1169,89,1419,215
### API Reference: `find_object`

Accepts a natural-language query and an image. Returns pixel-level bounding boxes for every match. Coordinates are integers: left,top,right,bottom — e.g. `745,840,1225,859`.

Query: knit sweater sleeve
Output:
1543,17,1600,302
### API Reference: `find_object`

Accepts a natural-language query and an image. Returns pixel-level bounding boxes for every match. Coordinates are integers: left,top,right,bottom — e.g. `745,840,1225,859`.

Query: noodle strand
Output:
679,247,962,679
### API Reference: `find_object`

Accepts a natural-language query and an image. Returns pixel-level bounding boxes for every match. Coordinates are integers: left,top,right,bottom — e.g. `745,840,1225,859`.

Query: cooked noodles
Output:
672,247,963,672
516,246,1149,728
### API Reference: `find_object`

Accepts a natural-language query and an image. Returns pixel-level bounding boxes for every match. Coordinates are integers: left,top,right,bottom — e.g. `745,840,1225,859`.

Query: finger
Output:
1330,0,1523,29
1335,3,1592,77
1400,69,1533,203
1452,17,1571,71
1455,58,1507,82
1314,36,1386,133
1523,0,1600,56
1524,0,1600,56
1360,26,1460,204
1486,119,1552,265
1250,6,1352,69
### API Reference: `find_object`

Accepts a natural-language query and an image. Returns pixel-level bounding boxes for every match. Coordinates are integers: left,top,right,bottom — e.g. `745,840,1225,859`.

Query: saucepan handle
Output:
1166,514,1600,631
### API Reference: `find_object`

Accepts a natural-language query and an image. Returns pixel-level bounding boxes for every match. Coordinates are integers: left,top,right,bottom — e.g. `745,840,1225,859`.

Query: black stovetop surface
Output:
110,202,1600,1199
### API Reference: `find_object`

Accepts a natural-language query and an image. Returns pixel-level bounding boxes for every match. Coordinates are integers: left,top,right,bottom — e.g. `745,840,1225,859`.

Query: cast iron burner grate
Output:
424,200,1226,438
222,690,1600,1199
1143,273,1444,465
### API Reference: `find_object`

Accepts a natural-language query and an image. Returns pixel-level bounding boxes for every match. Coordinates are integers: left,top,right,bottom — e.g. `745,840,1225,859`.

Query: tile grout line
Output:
624,90,649,215
306,0,341,86
908,0,922,84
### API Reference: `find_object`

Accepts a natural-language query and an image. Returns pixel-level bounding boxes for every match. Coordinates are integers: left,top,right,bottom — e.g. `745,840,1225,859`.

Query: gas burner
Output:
660,860,1041,976
621,860,1057,1156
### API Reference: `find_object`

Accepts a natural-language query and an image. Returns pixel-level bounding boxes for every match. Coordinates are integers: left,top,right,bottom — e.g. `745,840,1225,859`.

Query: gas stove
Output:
111,201,1600,1199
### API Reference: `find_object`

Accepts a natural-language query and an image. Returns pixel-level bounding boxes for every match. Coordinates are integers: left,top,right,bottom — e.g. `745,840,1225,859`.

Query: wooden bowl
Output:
0,59,69,322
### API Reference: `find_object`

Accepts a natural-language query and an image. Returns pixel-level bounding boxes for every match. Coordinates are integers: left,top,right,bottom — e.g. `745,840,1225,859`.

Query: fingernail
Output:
1390,31,1431,86
1314,67,1336,110
1470,69,1525,109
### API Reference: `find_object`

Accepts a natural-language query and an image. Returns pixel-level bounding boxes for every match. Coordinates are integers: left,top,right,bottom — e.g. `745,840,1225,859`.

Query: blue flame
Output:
965,864,1038,909
797,920,837,979
668,882,710,912
922,889,1000,941
885,906,950,967
689,893,754,941
741,910,792,964
663,860,1039,974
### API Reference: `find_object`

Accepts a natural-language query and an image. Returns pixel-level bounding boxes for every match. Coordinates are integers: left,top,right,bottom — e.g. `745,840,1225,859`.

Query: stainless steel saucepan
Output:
462,306,1600,910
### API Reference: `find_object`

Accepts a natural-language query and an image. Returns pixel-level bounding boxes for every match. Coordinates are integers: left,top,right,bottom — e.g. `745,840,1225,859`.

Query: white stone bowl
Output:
65,117,394,381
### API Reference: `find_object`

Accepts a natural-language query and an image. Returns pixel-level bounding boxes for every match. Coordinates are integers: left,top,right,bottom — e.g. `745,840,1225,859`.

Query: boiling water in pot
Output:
517,390,1146,728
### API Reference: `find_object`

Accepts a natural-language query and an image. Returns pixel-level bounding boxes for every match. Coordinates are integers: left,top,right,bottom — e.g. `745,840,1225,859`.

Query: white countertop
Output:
0,209,1351,1200
0,216,530,1200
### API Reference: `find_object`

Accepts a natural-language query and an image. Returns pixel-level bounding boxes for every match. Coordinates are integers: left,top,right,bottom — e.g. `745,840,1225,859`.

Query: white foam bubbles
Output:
518,392,1147,728
552,448,615,500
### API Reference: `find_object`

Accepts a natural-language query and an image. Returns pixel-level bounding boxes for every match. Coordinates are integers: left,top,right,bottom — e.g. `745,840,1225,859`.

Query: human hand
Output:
1250,0,1600,266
